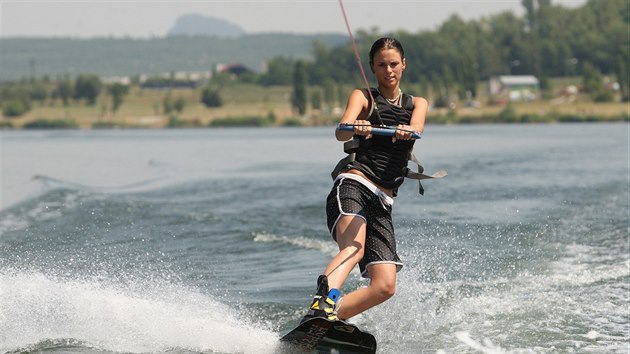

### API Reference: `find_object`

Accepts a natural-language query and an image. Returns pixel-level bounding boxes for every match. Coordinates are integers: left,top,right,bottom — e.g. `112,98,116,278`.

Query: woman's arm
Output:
394,96,428,141
409,96,428,133
335,89,370,141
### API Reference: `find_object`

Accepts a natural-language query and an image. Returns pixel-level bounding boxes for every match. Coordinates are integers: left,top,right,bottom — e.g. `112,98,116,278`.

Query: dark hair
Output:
368,37,405,65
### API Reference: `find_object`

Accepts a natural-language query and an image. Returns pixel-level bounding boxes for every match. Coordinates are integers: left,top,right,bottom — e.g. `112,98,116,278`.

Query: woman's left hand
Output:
392,124,413,142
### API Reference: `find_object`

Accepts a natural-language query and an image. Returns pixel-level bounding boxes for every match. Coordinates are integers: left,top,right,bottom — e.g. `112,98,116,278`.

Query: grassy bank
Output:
431,102,628,124
1,83,628,129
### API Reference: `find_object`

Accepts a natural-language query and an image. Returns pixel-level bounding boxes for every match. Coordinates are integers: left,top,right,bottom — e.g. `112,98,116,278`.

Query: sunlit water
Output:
1,124,628,353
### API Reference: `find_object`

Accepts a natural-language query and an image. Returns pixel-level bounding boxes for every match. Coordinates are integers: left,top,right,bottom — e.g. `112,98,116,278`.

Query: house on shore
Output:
488,75,540,102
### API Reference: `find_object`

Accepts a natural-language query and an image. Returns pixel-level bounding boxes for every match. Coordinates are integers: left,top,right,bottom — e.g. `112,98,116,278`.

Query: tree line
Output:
281,0,628,113
215,0,629,113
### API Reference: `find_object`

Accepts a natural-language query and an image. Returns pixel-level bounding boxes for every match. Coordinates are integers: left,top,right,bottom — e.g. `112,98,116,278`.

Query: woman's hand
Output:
392,124,414,142
353,120,372,138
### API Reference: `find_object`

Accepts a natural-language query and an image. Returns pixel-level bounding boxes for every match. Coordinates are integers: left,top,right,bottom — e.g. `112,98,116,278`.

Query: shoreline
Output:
0,116,627,131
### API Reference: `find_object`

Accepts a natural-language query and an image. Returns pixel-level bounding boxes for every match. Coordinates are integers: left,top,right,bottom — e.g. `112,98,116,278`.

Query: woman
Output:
302,37,429,322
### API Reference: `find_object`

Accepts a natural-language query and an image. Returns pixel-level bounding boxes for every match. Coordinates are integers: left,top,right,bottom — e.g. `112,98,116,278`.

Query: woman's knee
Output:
372,279,396,301
368,268,397,301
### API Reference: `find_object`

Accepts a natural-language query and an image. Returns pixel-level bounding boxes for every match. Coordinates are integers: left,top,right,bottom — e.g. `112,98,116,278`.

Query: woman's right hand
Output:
353,120,372,137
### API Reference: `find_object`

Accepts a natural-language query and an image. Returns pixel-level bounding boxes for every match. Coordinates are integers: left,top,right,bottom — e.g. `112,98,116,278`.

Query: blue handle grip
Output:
337,124,421,139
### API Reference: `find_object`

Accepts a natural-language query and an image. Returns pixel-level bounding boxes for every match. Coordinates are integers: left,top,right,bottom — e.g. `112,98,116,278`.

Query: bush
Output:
209,115,273,127
173,97,186,113
2,99,31,117
167,115,202,128
592,90,614,102
23,118,78,129
497,104,518,122
201,87,223,108
556,114,599,123
0,120,15,129
92,121,121,129
458,115,482,124
519,113,547,123
281,117,304,126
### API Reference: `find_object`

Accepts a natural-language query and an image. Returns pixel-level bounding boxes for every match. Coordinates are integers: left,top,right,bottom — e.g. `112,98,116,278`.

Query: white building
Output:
488,75,540,101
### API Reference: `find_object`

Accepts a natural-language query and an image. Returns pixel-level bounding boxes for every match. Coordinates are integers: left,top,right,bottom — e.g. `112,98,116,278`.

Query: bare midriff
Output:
342,168,395,198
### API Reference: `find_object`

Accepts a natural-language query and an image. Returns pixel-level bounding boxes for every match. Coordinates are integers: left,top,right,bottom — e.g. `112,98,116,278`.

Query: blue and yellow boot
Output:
301,275,340,323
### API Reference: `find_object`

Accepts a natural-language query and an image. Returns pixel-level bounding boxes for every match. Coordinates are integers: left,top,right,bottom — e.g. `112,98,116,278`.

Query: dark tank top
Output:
348,89,415,189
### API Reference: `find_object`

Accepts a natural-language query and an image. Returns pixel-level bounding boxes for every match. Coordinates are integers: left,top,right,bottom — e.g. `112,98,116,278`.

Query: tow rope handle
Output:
337,123,422,139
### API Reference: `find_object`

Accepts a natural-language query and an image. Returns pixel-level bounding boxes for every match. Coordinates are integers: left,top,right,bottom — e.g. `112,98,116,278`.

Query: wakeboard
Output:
280,317,376,354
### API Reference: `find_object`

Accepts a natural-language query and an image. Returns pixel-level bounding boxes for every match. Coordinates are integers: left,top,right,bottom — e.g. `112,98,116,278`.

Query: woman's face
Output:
371,48,406,89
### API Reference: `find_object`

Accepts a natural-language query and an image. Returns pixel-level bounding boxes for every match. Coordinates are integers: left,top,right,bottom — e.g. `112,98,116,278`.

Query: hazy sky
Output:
2,0,587,38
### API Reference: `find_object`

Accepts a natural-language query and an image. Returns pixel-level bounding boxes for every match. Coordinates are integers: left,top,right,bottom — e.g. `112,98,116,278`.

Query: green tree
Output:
107,83,129,113
29,81,49,105
456,56,478,98
323,79,336,109
291,60,307,115
485,11,525,76
539,75,553,99
441,64,455,101
174,97,186,113
616,53,629,101
582,61,603,94
163,92,174,114
336,82,346,109
74,74,102,105
522,0,536,32
311,87,322,111
255,0,624,94
261,57,294,86
431,73,448,108
201,86,223,108
56,76,73,106
307,40,357,85
582,61,613,102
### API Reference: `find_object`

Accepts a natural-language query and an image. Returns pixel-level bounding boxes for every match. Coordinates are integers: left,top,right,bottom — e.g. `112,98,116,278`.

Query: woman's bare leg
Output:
335,263,396,320
321,214,397,320
323,215,366,290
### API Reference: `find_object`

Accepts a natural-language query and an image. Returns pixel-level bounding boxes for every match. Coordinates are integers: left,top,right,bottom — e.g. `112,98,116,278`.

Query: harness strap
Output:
343,138,362,153
404,153,448,195
331,153,355,180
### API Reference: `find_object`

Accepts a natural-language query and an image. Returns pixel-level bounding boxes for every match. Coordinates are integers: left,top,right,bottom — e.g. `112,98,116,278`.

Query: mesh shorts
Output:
326,175,403,278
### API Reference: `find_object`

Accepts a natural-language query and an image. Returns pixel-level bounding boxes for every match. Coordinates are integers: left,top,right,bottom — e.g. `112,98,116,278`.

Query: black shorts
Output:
326,175,403,278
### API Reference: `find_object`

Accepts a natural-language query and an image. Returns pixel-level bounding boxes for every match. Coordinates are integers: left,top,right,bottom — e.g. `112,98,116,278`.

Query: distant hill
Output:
0,33,347,81
167,14,245,37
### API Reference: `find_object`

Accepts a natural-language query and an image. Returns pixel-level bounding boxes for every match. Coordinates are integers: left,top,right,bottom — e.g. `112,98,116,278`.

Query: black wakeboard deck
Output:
280,317,376,354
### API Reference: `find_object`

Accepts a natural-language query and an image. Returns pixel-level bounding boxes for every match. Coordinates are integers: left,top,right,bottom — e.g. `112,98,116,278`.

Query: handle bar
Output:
337,123,421,139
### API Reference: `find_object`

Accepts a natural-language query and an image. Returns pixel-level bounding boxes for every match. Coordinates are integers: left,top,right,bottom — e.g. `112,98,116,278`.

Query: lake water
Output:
0,124,628,353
